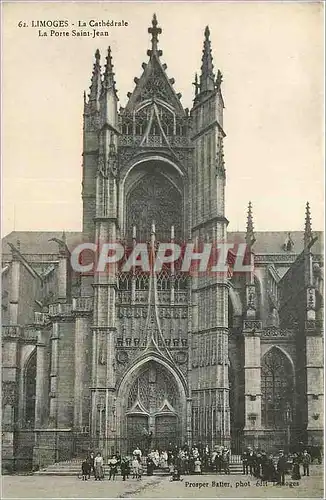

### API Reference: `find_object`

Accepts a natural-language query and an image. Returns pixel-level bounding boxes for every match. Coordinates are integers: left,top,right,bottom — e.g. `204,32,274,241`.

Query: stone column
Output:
49,322,59,427
305,286,324,445
35,328,48,428
73,313,90,430
304,243,324,446
243,320,262,447
57,254,68,302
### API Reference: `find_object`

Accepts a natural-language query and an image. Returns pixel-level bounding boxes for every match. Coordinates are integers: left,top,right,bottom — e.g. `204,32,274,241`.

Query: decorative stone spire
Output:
200,26,215,93
147,13,162,57
102,46,117,96
89,49,101,105
245,201,256,247
304,201,313,248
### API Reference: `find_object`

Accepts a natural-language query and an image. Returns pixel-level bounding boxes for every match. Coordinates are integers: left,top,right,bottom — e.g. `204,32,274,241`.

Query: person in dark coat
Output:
120,457,130,481
221,449,230,475
146,456,155,476
247,448,255,475
260,452,269,480
277,450,287,485
81,458,90,480
291,453,301,480
267,454,277,482
253,453,262,478
214,451,222,473
242,449,249,475
302,450,311,476
87,451,95,478
108,456,118,480
171,465,181,481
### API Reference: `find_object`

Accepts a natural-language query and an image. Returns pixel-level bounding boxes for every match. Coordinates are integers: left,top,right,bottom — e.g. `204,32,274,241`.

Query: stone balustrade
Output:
2,325,37,341
48,303,73,317
117,290,188,305
34,312,50,325
72,296,93,313
2,325,22,337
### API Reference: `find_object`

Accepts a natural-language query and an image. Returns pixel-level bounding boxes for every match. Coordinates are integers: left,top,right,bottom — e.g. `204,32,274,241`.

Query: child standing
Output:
194,457,202,474
132,457,140,479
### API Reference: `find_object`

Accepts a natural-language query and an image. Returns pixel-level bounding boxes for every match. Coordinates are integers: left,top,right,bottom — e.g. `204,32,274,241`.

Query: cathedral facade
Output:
2,16,323,471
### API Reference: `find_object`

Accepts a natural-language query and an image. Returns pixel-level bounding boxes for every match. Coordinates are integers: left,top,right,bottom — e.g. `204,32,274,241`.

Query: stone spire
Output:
200,26,215,93
147,13,162,57
89,49,101,106
102,46,117,96
245,201,256,247
304,201,313,248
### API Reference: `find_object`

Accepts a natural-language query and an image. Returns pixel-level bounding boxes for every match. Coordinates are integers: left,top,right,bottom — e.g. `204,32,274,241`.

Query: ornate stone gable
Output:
124,55,185,116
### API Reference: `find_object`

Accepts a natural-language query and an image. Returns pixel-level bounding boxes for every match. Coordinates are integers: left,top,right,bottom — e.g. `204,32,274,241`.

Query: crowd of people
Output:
81,447,144,481
241,447,312,485
80,442,315,484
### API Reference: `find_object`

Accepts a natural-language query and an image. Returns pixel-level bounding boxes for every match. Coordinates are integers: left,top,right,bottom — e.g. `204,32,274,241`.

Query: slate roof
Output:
2,230,323,258
227,231,323,256
1,231,83,257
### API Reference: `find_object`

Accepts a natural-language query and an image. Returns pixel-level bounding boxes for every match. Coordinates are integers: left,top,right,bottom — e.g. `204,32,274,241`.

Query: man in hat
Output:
277,450,287,485
302,449,311,477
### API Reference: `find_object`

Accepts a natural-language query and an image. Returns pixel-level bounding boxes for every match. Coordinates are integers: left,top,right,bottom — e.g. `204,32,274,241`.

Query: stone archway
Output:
120,157,186,242
117,358,187,453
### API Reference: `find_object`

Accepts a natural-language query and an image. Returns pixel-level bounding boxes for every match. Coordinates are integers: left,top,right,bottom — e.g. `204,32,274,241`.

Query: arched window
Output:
126,172,182,243
261,347,294,428
24,351,36,428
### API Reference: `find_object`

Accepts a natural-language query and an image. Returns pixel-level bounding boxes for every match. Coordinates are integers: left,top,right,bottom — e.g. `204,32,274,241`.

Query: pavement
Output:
2,465,324,499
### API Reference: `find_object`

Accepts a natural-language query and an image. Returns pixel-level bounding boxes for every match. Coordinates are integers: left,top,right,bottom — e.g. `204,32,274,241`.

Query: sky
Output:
2,1,324,237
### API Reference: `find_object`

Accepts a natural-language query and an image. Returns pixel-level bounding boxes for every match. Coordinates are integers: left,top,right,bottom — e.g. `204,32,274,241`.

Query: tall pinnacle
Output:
200,26,215,93
304,201,313,247
89,49,101,104
102,46,117,95
147,13,162,57
245,201,256,247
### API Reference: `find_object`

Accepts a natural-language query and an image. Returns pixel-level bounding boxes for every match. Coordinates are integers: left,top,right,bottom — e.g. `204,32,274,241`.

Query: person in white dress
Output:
133,446,142,462
94,452,104,480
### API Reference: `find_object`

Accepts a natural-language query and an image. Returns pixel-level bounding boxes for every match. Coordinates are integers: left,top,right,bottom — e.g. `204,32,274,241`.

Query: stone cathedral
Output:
1,16,324,471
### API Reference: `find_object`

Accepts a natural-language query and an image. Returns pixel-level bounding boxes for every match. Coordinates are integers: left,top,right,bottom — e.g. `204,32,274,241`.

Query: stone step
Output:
34,457,245,476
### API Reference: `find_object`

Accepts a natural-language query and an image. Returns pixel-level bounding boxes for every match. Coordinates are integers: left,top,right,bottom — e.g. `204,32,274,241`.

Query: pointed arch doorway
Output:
121,361,185,452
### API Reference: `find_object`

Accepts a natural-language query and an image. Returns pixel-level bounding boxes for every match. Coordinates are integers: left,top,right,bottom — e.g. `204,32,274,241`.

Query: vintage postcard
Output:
1,1,324,499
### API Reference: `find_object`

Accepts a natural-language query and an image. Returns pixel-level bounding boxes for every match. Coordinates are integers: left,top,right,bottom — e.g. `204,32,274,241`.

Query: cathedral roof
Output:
2,230,323,260
1,231,82,260
228,231,323,256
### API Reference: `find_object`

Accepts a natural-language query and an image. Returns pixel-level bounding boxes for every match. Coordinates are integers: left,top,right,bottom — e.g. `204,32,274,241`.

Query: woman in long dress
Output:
160,450,168,468
94,452,104,481
291,453,301,480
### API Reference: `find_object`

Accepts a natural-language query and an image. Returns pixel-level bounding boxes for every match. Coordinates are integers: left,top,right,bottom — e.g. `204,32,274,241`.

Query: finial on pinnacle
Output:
199,24,215,93
103,46,118,95
148,13,162,56
304,201,313,247
106,46,113,70
245,201,256,247
89,48,102,104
